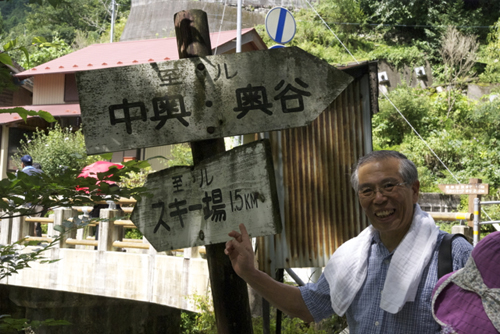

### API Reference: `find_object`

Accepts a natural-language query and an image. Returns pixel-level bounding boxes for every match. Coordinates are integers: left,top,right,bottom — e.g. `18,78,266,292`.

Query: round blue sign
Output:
265,7,296,45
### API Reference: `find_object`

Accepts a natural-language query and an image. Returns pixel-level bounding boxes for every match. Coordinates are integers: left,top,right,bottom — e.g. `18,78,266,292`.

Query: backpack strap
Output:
438,233,467,279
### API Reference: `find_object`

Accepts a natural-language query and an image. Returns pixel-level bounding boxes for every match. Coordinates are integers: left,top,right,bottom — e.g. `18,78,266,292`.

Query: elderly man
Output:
225,150,472,333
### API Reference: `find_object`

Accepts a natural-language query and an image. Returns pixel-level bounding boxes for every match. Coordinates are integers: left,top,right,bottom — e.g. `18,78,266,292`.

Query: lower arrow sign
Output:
130,140,282,251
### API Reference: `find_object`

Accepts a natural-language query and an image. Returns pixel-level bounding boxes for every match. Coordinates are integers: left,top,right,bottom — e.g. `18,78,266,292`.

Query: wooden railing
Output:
1,198,158,254
1,196,471,253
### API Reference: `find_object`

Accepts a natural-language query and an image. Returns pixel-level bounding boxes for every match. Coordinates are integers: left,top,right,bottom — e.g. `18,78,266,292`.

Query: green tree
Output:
21,0,131,46
18,33,72,69
13,124,99,177
479,18,500,83
372,85,437,148
314,0,366,35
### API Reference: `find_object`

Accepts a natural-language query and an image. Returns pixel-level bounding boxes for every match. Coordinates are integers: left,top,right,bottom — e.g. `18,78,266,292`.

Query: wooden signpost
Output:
130,140,281,251
76,46,353,154
75,9,354,334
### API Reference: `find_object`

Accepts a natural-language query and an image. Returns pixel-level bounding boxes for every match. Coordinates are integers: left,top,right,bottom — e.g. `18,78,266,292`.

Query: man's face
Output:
357,157,419,238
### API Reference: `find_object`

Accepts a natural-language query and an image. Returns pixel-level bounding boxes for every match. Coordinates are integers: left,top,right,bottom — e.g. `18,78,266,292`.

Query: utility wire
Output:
300,22,495,29
302,0,494,221
303,0,359,64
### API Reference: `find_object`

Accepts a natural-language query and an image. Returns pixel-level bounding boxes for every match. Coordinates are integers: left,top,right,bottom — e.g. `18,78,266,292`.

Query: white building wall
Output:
33,74,65,105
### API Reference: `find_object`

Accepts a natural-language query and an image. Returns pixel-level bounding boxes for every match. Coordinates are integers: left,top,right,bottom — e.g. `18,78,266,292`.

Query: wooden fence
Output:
0,198,206,256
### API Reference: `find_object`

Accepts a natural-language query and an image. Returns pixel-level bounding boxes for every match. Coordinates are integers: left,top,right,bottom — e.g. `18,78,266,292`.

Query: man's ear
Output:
412,180,420,204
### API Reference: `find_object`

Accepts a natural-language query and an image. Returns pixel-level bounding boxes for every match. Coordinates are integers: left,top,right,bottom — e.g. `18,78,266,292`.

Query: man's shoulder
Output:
21,166,43,175
437,230,472,247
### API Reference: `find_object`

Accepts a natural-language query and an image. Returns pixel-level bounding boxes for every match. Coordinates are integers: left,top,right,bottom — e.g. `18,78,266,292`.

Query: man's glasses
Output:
358,182,407,199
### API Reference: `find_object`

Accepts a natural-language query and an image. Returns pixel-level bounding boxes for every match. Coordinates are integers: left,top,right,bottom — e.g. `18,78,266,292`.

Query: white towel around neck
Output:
324,204,440,315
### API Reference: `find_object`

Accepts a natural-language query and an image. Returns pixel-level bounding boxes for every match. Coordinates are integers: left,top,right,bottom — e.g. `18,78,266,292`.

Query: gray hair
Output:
350,150,418,190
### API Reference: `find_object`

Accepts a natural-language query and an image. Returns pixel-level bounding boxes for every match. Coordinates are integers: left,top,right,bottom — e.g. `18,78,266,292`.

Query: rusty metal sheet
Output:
76,47,353,154
258,63,375,272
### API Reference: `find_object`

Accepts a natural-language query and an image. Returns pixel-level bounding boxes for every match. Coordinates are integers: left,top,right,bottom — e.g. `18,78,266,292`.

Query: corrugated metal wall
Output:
257,63,376,272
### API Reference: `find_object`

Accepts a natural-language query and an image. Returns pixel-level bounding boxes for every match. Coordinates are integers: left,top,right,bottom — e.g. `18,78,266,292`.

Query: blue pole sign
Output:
269,45,285,49
265,7,296,45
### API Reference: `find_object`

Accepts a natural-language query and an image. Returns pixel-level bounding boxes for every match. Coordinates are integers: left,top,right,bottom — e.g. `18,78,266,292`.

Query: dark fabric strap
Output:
438,233,467,279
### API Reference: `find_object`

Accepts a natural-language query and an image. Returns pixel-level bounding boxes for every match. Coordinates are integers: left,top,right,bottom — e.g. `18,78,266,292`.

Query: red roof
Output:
1,28,265,125
0,104,80,124
15,28,257,79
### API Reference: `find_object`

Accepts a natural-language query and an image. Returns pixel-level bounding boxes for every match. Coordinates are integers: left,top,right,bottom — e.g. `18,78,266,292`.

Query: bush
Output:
373,85,436,148
13,124,100,177
180,294,347,334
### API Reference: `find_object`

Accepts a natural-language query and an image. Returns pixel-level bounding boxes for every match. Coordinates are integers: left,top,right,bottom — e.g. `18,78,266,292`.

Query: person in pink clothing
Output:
432,231,500,334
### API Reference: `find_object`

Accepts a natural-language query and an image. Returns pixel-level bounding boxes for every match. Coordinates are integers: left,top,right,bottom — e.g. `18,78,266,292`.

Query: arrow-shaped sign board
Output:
76,47,353,155
130,140,281,251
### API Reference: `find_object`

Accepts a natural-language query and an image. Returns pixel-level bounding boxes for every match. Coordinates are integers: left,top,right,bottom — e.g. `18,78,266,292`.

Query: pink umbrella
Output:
76,161,123,192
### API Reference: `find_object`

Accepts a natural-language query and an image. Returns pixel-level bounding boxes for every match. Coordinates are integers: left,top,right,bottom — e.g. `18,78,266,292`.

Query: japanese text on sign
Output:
108,70,312,135
438,183,489,195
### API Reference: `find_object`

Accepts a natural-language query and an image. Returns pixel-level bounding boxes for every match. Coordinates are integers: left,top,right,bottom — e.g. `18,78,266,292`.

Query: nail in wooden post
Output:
174,9,253,334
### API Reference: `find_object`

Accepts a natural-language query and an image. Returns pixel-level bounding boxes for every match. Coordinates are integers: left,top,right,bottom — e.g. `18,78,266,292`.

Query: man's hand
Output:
224,223,255,280
224,223,314,323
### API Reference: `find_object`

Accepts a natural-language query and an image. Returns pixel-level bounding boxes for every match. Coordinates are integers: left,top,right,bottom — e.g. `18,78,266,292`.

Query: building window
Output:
64,74,79,102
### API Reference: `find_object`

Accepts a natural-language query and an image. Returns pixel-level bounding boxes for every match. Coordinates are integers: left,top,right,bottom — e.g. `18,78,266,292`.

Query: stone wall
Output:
121,0,319,42
121,0,264,41
0,285,181,334
377,59,434,94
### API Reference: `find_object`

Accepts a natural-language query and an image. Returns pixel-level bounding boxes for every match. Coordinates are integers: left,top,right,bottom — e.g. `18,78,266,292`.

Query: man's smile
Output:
375,209,396,218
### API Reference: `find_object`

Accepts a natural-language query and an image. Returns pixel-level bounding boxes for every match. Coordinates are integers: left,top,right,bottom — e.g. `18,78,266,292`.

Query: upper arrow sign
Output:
76,47,353,154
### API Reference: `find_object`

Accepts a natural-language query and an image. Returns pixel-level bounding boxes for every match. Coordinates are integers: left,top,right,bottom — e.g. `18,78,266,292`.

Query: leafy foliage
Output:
21,34,73,69
0,238,60,280
373,85,437,148
180,294,339,334
0,315,71,333
0,159,152,219
368,44,425,69
12,124,98,177
167,144,193,167
0,107,55,123
0,0,131,48
373,82,500,201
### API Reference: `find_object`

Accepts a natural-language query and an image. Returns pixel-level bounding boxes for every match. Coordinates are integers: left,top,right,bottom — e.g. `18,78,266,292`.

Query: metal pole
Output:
473,198,480,246
110,0,116,43
236,0,242,53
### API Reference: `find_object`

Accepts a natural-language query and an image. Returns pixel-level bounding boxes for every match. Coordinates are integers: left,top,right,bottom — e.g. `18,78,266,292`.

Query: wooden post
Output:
174,9,253,334
11,214,31,243
76,207,92,250
53,207,76,248
98,208,124,251
467,178,482,229
0,213,12,245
